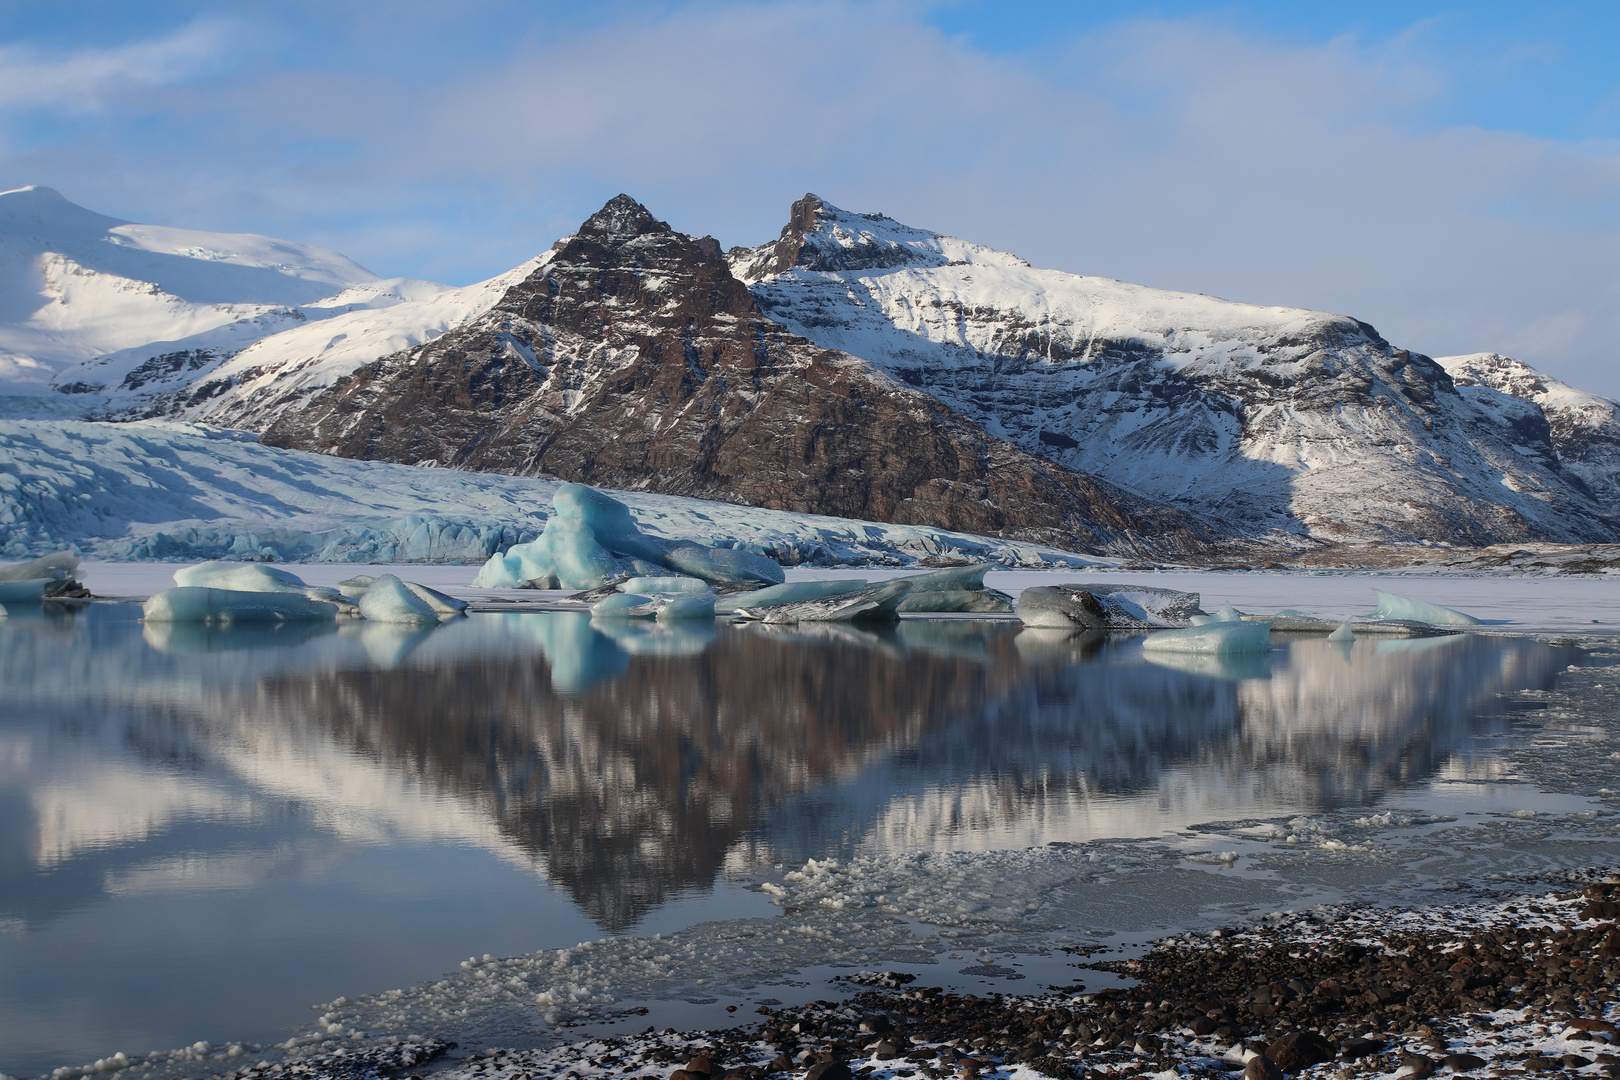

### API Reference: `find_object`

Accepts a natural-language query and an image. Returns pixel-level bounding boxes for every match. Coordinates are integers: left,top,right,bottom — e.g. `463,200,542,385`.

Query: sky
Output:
2,0,1618,395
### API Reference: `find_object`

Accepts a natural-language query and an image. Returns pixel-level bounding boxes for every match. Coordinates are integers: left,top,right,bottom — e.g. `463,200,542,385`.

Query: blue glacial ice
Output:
475,484,785,590
142,586,341,624
1370,589,1481,627
358,574,446,625
713,579,872,615
618,576,712,595
1140,620,1273,654
895,564,1014,614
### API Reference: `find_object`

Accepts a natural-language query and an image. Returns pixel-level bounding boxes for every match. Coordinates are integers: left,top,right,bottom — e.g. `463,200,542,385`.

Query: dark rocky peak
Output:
499,194,759,330
730,192,957,280
577,193,668,241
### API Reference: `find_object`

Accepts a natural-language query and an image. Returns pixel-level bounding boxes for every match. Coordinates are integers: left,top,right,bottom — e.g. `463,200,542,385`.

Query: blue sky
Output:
2,1,1618,394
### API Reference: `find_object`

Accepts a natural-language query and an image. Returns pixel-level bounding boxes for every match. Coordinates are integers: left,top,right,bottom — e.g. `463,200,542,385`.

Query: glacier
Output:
0,419,1098,569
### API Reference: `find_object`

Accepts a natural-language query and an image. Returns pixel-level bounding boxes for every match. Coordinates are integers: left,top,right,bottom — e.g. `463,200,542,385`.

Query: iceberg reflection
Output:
0,608,1580,937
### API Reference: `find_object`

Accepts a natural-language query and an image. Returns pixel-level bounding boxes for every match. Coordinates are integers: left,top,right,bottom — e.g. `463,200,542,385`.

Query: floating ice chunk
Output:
403,581,469,616
0,552,78,581
1141,620,1273,654
1017,583,1201,629
1214,602,1245,622
895,564,1014,613
714,579,870,614
142,586,339,623
591,592,657,619
358,574,444,625
656,593,716,621
173,560,347,605
743,579,912,623
619,576,711,595
661,542,783,585
1328,620,1356,642
0,578,49,603
1369,589,1480,627
335,575,376,599
474,484,784,589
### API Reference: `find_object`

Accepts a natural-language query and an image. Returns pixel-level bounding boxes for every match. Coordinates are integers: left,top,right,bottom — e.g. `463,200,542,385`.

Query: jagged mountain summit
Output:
259,196,1195,556
0,184,442,409
729,195,1619,545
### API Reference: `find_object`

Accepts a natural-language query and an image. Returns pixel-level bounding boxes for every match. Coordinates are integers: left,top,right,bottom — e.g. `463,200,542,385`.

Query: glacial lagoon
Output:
1,601,1616,1077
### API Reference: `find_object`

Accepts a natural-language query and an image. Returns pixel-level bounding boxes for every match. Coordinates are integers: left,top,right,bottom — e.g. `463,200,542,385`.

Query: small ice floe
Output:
474,483,784,590
1328,619,1356,642
357,574,447,625
0,551,87,602
1141,620,1273,655
593,590,717,622
1369,589,1481,626
735,579,912,624
174,560,351,607
1015,583,1203,629
895,563,1013,613
714,578,870,614
142,586,340,624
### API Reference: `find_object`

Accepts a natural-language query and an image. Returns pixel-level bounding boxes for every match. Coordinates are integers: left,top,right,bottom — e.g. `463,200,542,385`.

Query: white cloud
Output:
0,21,230,114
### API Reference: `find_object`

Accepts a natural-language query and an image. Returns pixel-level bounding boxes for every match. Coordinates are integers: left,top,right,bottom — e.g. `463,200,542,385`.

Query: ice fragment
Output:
142,587,340,623
1141,620,1273,654
1369,589,1480,627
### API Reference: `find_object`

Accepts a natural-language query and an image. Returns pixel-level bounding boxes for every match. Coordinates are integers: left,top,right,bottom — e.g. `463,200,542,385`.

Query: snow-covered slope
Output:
1437,352,1620,514
73,258,545,427
0,184,424,409
731,195,1619,544
0,419,1094,566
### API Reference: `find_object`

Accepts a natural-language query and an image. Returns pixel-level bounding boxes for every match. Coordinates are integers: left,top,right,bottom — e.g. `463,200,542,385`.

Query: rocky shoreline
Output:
354,868,1620,1080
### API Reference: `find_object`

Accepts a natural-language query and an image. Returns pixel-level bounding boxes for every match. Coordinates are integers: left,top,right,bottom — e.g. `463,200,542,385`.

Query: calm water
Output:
0,604,1584,1076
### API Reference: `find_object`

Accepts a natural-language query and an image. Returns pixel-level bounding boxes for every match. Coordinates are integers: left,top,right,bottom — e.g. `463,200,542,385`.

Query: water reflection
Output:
0,608,1576,939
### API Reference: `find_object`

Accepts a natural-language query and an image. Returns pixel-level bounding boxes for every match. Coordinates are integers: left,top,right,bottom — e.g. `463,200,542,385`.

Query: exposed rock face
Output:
732,195,1620,544
1437,352,1620,515
263,196,1202,556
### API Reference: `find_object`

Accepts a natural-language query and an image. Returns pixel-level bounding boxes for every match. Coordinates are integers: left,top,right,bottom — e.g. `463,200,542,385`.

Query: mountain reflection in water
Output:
0,606,1574,935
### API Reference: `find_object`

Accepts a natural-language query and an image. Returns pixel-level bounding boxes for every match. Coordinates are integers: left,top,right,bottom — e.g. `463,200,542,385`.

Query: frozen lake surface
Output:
3,568,1620,1079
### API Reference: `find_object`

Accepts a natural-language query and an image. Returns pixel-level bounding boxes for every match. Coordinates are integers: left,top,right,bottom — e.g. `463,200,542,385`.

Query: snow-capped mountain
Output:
258,196,1198,557
7,186,1618,551
0,184,438,408
730,195,1618,545
1436,352,1620,515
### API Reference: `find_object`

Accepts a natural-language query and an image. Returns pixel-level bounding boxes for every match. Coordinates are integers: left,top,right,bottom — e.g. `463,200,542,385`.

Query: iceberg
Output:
592,591,716,621
895,564,1014,613
403,580,469,616
591,592,657,618
357,574,444,625
1016,583,1203,629
742,579,913,624
474,484,784,590
1328,620,1356,642
142,586,340,623
618,576,712,595
0,551,88,599
1141,620,1273,654
0,578,50,603
1369,590,1481,627
713,578,871,614
174,560,349,605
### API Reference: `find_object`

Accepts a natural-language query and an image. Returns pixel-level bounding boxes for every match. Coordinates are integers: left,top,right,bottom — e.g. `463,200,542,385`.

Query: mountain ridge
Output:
3,186,1617,553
